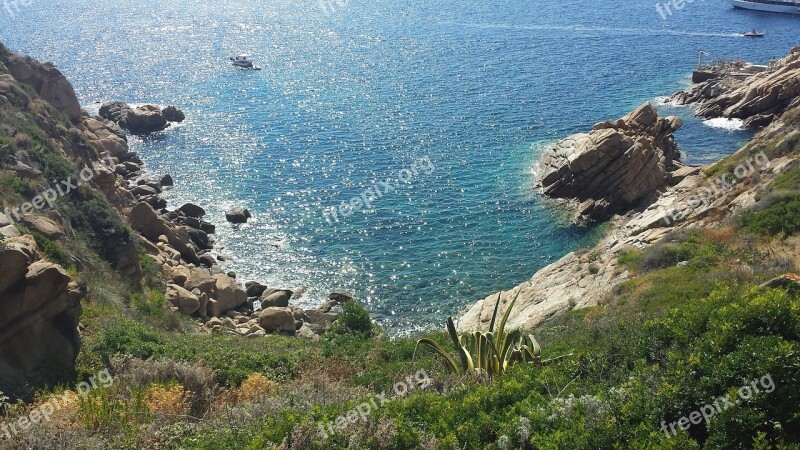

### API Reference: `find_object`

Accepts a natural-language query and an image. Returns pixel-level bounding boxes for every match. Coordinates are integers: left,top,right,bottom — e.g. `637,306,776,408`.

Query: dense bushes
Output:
739,193,800,236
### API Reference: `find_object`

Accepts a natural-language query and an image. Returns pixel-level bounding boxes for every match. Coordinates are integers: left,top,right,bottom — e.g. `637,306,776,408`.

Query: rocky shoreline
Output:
91,104,350,340
0,41,347,354
458,46,800,331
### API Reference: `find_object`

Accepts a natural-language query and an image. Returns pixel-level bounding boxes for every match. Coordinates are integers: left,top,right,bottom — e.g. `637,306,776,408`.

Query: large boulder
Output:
0,235,85,400
536,103,684,220
214,274,247,313
162,105,185,122
166,284,200,315
258,307,296,333
126,105,168,134
260,289,292,308
99,101,131,124
179,203,206,218
225,207,251,224
184,267,217,295
0,43,81,122
245,281,268,298
99,102,171,134
0,235,37,292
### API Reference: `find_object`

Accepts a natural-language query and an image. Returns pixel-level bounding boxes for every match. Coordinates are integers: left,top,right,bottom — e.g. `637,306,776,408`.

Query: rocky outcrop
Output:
0,235,85,399
672,46,800,127
0,42,82,122
99,101,185,134
162,105,185,122
459,98,798,333
536,103,685,220
225,206,251,224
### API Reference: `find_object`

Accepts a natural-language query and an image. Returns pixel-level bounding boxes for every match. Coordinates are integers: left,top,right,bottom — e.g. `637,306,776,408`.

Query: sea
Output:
1,0,797,335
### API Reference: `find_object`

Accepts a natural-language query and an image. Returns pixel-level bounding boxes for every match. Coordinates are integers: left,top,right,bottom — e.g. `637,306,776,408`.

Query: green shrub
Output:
330,300,375,338
0,173,35,204
21,227,73,269
92,320,167,361
739,193,800,236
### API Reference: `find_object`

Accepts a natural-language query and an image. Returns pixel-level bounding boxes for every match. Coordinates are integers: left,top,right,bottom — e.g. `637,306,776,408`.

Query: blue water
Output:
1,0,796,334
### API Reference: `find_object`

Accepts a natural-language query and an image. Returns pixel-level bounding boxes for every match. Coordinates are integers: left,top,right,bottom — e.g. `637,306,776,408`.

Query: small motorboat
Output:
743,29,766,37
230,55,262,70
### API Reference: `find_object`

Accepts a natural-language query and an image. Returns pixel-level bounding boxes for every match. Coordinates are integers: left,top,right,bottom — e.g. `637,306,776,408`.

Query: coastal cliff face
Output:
536,102,687,220
459,49,800,332
673,45,800,128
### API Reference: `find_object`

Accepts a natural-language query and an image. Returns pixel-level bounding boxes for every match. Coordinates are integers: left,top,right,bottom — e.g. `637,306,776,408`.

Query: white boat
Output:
230,55,261,70
731,0,800,14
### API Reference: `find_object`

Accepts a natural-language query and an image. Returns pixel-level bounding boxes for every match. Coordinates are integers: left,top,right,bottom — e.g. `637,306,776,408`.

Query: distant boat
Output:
230,55,262,70
743,30,766,37
731,0,800,14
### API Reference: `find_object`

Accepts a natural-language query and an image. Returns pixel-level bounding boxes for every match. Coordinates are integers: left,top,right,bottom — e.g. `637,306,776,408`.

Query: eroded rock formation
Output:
536,103,686,220
0,234,86,399
0,42,82,122
672,46,800,128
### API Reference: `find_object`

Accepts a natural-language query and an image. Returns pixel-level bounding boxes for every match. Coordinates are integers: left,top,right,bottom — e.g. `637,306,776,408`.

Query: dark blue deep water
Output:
1,0,797,334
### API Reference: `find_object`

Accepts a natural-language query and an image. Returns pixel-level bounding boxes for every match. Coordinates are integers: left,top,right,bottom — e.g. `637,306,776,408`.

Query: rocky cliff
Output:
672,46,800,128
459,48,800,332
536,102,688,220
0,235,85,398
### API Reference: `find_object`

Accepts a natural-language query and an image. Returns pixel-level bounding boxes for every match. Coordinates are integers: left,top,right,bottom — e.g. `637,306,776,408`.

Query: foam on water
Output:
703,117,746,131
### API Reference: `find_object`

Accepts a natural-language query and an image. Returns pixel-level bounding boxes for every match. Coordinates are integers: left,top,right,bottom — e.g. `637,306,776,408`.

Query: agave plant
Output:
415,291,550,378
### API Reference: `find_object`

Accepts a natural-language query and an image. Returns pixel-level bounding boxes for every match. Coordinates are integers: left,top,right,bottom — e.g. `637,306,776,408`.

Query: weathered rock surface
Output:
459,104,797,332
179,203,206,218
0,42,81,121
672,46,800,126
259,307,297,333
162,105,185,122
0,235,85,399
260,289,292,308
536,103,684,220
99,102,185,134
225,206,251,224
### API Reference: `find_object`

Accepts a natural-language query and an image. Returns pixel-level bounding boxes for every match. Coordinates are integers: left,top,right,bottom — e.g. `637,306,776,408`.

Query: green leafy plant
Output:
415,291,561,377
330,299,375,338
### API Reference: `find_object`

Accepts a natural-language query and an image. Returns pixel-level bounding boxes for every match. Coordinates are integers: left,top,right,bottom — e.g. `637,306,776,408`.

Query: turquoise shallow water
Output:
1,0,797,334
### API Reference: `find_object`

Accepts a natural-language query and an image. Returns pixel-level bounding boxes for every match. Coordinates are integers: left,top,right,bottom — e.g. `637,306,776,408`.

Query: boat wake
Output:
445,22,742,38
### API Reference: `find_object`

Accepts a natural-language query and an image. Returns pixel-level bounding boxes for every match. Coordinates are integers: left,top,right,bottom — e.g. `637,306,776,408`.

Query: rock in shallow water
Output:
225,206,251,223
536,102,685,220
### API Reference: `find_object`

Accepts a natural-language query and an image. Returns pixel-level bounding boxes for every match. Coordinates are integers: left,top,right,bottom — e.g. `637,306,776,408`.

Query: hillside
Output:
0,43,799,449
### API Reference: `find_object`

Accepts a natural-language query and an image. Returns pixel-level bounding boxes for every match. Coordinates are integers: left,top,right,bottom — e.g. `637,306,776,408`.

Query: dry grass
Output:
703,226,736,243
237,373,278,403
143,384,190,417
